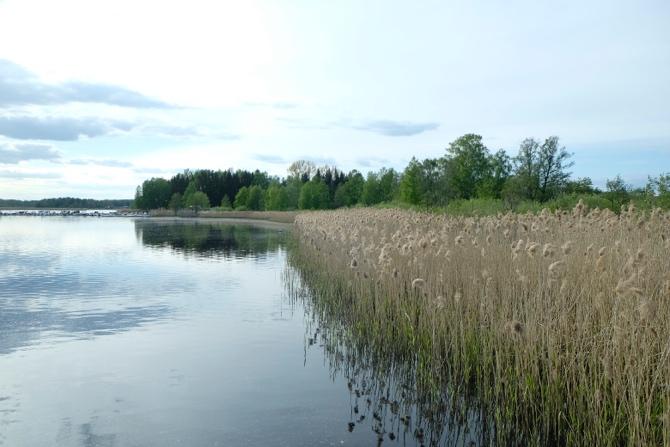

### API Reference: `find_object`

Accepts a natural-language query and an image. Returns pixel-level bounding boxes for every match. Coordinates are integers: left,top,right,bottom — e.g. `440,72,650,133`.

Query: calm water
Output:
0,217,473,447
1,217,346,446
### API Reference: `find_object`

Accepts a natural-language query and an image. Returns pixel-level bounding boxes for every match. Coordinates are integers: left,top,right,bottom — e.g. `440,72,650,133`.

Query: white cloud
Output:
0,141,60,163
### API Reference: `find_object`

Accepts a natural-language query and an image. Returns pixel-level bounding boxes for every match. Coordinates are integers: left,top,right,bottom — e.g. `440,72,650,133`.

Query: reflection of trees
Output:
134,220,287,259
284,264,492,447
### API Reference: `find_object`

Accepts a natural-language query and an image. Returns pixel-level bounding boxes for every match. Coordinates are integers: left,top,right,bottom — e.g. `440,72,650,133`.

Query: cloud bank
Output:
0,115,132,141
0,59,172,108
0,142,60,163
352,120,439,137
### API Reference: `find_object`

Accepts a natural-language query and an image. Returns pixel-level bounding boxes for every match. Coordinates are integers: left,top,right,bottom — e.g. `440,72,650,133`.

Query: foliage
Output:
445,133,493,199
185,191,210,211
234,186,249,209
265,184,288,211
219,194,232,210
127,134,663,214
134,177,171,210
168,192,183,212
245,185,264,211
604,175,630,210
399,158,423,205
298,179,330,210
334,171,364,208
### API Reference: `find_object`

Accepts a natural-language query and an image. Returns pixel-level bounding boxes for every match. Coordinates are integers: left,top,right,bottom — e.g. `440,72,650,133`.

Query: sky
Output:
0,0,668,199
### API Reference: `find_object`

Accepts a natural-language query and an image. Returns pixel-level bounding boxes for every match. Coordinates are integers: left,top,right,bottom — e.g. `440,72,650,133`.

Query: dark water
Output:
0,217,472,447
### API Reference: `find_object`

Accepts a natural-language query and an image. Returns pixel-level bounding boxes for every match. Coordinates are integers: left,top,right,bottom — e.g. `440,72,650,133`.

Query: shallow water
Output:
0,217,470,446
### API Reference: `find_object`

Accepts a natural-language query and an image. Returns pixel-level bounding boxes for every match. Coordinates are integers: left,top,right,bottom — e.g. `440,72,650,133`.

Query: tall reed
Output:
290,204,670,446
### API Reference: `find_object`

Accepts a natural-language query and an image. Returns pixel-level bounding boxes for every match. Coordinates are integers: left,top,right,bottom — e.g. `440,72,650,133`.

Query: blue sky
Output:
0,0,668,199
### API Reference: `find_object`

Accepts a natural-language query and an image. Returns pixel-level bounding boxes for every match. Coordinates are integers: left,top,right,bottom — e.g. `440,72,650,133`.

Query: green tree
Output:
136,177,172,210
605,175,630,210
478,149,511,198
514,138,541,200
564,177,597,195
537,136,574,200
399,157,423,205
362,172,382,205
420,158,451,206
513,136,573,201
646,173,670,208
333,171,364,207
284,181,300,210
219,195,232,209
299,179,330,209
168,192,183,212
445,134,492,199
234,186,249,209
378,168,400,202
183,181,197,205
265,184,288,210
133,186,145,210
246,185,265,210
185,191,210,212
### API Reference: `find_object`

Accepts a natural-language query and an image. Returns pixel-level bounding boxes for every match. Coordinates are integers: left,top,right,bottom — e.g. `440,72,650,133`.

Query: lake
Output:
0,217,471,447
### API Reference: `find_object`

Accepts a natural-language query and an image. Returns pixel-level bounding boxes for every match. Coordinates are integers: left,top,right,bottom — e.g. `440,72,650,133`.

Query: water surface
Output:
0,217,470,446
0,217,361,446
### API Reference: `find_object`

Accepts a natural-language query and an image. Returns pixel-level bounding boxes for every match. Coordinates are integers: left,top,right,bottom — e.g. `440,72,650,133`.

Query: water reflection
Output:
286,267,490,446
4,217,374,447
134,219,287,259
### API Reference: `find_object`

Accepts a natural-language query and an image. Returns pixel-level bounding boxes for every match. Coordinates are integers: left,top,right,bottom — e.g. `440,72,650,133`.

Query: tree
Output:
333,171,364,207
284,181,300,210
287,160,316,180
299,179,330,209
220,195,232,209
133,186,145,210
646,173,670,208
185,191,210,212
265,184,288,210
378,168,400,202
512,136,573,201
136,177,172,210
420,157,450,206
362,172,382,205
246,185,265,210
605,175,630,210
537,136,574,201
478,149,511,198
183,181,197,205
234,187,249,209
168,192,183,212
399,157,423,205
514,138,541,200
501,175,526,209
445,134,492,199
564,177,597,195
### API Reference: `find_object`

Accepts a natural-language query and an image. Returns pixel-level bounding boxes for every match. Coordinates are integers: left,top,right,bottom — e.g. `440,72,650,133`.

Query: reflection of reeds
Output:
290,205,670,446
285,265,489,446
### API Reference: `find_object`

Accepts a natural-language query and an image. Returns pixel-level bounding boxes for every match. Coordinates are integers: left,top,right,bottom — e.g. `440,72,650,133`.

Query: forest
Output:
132,134,670,214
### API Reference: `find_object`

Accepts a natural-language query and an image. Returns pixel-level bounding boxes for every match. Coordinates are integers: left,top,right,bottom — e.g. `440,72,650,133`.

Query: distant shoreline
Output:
0,209,298,224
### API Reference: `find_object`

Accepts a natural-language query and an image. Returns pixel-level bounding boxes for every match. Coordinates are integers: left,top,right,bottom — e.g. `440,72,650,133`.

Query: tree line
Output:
132,134,670,213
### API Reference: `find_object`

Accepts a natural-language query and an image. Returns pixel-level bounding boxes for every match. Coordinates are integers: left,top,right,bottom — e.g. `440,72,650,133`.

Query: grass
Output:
375,193,666,218
288,202,670,446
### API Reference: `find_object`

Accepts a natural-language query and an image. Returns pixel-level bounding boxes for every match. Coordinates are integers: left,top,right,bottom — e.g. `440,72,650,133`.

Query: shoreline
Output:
0,209,297,226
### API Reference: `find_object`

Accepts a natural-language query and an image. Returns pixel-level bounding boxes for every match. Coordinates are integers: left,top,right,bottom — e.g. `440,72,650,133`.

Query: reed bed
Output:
290,203,670,446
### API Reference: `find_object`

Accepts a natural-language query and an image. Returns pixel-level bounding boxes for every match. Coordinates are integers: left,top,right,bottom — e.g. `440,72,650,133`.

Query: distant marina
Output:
0,209,147,217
